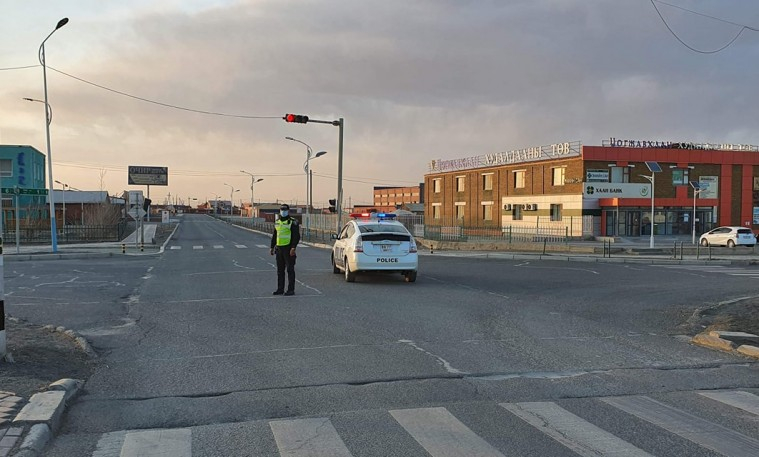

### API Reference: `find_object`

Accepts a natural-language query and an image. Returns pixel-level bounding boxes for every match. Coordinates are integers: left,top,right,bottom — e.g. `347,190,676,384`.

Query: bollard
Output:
121,243,126,254
542,238,547,255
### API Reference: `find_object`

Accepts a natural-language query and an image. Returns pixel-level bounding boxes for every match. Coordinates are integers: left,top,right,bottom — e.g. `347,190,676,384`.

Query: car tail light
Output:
409,238,417,253
354,237,363,253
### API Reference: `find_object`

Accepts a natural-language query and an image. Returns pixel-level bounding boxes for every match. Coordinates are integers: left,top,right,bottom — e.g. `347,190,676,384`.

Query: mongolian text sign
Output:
603,137,759,152
128,166,168,186
583,183,650,199
428,141,581,173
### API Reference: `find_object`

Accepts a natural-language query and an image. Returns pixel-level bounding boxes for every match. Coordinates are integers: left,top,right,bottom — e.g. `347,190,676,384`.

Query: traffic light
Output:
142,198,152,211
328,199,337,213
284,113,309,124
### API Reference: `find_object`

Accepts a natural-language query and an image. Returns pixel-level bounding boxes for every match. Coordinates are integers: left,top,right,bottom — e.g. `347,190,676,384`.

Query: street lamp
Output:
285,137,327,232
240,170,264,218
640,161,662,249
54,180,67,226
224,183,240,216
36,17,68,253
690,181,704,245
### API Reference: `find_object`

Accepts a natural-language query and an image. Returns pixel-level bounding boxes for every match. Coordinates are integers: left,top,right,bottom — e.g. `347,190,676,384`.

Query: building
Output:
354,184,424,213
424,139,759,238
0,145,49,225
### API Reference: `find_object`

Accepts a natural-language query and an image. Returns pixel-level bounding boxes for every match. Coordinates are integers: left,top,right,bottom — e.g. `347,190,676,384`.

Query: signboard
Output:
429,141,581,173
162,210,170,223
699,176,718,199
583,182,650,199
754,207,759,225
128,166,168,186
603,137,759,152
0,187,48,195
127,207,147,220
586,170,609,182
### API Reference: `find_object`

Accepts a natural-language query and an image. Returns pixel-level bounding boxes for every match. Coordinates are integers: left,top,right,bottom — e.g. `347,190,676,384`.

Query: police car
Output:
331,213,418,282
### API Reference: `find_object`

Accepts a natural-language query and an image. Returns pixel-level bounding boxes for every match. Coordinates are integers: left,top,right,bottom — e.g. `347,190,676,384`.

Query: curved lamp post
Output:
285,136,327,232
241,170,263,218
223,183,240,216
36,17,68,252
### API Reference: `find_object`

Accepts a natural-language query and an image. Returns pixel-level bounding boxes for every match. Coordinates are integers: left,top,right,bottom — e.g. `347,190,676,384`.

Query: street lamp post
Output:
241,170,263,218
37,17,68,253
54,180,67,228
224,184,239,216
285,137,327,233
690,181,703,245
640,162,661,249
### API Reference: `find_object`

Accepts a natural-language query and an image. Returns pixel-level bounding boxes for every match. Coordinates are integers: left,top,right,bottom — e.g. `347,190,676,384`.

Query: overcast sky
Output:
2,0,758,207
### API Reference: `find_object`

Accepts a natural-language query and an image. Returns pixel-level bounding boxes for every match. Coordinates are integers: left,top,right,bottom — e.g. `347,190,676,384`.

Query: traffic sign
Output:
128,166,168,186
127,206,147,220
0,187,48,195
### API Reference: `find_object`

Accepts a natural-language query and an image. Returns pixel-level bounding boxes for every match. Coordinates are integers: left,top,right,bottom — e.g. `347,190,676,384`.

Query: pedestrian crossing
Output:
166,244,311,251
89,390,759,456
655,264,759,278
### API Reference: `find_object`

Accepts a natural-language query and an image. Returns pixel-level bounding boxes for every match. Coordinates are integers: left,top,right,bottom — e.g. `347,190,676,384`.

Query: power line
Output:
0,65,39,71
650,0,756,54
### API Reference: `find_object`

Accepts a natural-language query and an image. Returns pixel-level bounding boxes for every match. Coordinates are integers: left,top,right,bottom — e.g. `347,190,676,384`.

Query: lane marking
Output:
501,402,652,457
699,391,759,416
163,294,322,303
235,244,247,248
213,245,224,249
169,246,181,250
390,407,505,457
602,396,759,457
193,246,203,250
270,418,353,457
256,244,268,248
184,270,266,276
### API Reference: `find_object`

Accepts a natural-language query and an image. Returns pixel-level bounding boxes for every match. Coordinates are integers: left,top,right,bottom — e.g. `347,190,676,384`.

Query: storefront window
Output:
672,169,689,185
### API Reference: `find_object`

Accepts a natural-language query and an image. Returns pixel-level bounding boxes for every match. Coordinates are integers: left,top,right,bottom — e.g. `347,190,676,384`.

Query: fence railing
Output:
1,221,128,244
220,213,595,245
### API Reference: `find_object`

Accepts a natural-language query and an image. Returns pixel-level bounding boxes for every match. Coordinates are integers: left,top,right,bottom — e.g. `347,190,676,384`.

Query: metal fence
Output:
1,221,128,244
221,213,597,245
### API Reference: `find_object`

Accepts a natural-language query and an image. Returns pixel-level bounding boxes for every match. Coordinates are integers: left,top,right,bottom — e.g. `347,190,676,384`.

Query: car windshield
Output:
358,223,408,234
737,229,753,234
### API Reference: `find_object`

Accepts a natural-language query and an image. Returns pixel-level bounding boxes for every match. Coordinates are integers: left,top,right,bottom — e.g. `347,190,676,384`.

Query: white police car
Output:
331,213,418,282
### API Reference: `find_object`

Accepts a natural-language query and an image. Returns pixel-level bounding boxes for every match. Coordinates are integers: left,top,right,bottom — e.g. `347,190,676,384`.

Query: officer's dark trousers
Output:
275,247,296,292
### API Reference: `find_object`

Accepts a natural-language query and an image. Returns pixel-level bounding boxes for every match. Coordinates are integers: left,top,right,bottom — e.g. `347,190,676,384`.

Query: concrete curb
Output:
11,378,83,456
691,331,759,359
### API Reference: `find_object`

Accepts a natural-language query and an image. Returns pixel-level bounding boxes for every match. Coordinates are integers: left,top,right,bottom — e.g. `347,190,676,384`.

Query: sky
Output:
1,0,758,208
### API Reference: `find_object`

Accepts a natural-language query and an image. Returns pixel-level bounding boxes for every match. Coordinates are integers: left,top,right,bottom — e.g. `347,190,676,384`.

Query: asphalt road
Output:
5,213,759,456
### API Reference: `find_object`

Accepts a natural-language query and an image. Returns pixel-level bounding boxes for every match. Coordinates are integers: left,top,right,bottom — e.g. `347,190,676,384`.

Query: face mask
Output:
280,210,289,217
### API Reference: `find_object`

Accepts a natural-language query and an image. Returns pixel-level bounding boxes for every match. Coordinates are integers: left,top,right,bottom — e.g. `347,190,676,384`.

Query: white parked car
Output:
331,213,419,282
699,226,757,248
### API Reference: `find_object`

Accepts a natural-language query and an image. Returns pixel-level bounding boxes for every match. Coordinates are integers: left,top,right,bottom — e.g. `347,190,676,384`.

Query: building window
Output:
433,179,442,193
456,176,466,192
513,170,525,188
482,173,493,191
513,205,523,220
550,204,562,221
482,203,493,221
672,168,689,185
455,203,465,219
432,204,441,219
552,167,566,186
609,166,630,183
0,159,12,178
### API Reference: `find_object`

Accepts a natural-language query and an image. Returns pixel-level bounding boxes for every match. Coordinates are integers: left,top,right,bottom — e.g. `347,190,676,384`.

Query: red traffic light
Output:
284,113,309,124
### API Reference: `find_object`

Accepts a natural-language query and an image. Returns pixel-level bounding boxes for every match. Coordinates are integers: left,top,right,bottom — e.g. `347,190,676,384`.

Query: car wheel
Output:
700,239,709,247
344,258,356,282
727,240,736,248
331,254,340,274
404,270,417,283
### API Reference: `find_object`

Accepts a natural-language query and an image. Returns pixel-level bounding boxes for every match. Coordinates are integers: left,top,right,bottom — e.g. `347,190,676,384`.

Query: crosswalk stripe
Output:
193,246,203,250
501,402,652,457
213,245,224,249
390,407,505,457
256,244,268,248
235,244,247,248
602,396,759,457
169,246,181,250
121,428,191,457
699,391,759,416
270,418,353,457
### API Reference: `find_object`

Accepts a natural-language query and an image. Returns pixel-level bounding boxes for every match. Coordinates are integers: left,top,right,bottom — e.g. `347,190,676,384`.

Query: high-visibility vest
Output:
275,218,293,246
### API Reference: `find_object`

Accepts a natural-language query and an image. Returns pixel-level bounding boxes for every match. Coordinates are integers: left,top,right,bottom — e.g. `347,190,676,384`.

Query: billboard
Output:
583,183,650,199
128,166,168,186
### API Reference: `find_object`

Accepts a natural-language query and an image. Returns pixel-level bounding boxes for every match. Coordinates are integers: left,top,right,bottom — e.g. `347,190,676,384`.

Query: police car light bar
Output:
349,212,397,219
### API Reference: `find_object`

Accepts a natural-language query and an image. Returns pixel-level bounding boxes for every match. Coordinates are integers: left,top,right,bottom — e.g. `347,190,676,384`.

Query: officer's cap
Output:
280,204,290,210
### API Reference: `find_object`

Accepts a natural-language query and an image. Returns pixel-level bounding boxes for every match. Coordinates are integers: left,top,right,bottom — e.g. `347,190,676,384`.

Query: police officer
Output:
270,204,300,296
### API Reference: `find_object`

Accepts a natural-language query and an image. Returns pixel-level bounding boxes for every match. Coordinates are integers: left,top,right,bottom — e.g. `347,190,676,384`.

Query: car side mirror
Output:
330,233,338,240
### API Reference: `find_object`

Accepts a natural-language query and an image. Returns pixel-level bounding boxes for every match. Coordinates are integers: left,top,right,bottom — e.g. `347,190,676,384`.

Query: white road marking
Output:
213,245,224,249
699,390,759,416
169,246,181,250
120,428,191,457
602,396,759,457
501,402,652,457
398,339,467,374
255,244,268,248
390,407,505,457
193,245,203,250
235,244,247,248
270,418,353,457
163,294,322,303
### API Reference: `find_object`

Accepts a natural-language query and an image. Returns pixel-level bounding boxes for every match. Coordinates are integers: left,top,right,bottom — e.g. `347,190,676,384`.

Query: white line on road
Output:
213,245,224,249
390,407,505,457
699,390,759,416
256,244,268,248
163,294,322,304
34,277,79,288
121,428,191,457
193,246,203,250
235,244,247,248
501,402,652,457
169,246,181,250
184,270,266,276
398,339,468,375
270,418,353,457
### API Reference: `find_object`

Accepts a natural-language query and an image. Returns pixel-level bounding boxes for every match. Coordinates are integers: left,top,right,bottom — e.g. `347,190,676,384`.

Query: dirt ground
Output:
681,296,759,337
1,319,95,398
